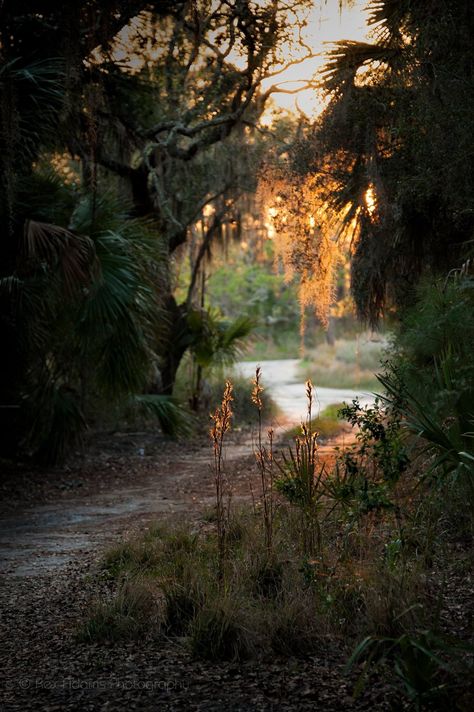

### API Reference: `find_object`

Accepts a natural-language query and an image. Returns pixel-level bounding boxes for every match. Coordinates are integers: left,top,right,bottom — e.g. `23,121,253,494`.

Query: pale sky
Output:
262,0,370,117
111,0,371,120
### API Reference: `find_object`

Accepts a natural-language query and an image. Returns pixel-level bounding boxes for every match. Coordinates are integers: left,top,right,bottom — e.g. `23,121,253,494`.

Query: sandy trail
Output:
0,359,371,577
235,359,374,421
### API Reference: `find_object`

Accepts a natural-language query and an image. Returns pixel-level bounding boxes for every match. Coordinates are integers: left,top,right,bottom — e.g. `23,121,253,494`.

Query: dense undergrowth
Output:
81,275,474,711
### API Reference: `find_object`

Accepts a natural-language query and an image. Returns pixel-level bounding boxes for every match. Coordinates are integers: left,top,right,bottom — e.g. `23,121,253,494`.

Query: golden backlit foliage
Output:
258,165,356,328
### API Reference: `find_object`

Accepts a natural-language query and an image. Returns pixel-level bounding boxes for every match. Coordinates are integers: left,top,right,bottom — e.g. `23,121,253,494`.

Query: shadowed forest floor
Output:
0,427,399,712
1,426,472,710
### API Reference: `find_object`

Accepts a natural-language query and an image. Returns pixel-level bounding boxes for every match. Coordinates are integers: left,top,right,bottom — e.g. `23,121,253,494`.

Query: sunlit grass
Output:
298,337,387,390
282,402,347,441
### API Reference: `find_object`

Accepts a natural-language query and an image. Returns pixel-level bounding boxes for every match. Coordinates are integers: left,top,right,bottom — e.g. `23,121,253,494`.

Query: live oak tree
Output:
75,0,315,395
0,0,313,460
0,1,185,460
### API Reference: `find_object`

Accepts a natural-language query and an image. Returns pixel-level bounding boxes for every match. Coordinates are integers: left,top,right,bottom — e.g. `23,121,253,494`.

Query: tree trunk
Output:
148,294,190,396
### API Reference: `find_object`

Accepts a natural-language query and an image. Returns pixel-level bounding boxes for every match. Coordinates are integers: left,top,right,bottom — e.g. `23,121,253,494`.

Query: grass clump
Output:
189,595,256,661
268,593,320,657
103,538,162,578
283,402,347,441
163,581,205,635
78,580,161,642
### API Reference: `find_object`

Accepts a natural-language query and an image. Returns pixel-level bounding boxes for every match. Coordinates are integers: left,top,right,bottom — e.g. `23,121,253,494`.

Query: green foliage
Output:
378,275,474,509
347,630,472,711
25,381,86,464
385,277,474,408
129,395,192,438
338,398,409,484
9,185,173,462
207,261,300,336
187,309,256,369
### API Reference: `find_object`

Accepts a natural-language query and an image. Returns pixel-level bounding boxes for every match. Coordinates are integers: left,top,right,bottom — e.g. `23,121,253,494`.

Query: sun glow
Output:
365,186,377,216
260,1,370,118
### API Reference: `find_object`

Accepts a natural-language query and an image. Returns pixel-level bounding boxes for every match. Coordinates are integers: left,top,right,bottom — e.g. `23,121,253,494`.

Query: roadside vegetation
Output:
297,336,386,391
282,402,347,441
82,282,474,708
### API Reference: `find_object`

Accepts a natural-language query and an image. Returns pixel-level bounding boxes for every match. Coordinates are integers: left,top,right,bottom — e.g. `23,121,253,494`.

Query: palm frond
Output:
367,0,409,42
213,315,257,365
77,226,161,398
0,275,23,296
23,379,86,465
131,395,193,437
321,40,402,93
95,313,152,397
188,309,256,368
378,372,474,481
17,166,77,225
22,220,95,296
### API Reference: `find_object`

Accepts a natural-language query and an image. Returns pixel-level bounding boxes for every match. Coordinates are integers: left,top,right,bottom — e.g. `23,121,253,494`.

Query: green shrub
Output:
379,275,474,514
347,630,472,711
338,397,409,485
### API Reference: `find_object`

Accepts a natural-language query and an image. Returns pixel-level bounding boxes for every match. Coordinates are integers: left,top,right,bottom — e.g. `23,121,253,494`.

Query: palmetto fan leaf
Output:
321,40,402,93
131,395,193,437
378,372,474,484
0,57,64,178
12,182,171,461
367,0,408,41
16,166,77,226
24,376,86,465
22,220,95,297
72,194,165,400
187,309,256,369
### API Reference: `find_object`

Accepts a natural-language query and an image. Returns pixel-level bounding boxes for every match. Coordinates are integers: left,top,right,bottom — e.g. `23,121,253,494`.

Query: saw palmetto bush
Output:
3,172,186,461
0,51,182,460
347,629,472,712
379,274,474,514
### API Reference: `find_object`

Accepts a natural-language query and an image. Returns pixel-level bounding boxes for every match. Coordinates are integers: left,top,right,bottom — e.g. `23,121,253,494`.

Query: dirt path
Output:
235,359,374,421
0,364,386,712
0,436,255,577
0,359,369,578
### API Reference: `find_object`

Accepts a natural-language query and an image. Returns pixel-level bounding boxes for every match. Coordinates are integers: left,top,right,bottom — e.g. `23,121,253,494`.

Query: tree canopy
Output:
0,0,313,461
263,0,474,325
